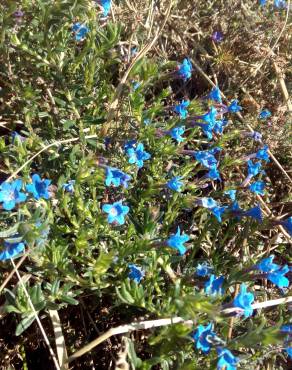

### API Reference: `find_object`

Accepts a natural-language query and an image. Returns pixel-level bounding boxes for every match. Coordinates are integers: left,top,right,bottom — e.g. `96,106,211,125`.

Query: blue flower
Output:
105,167,131,188
102,201,129,225
244,205,263,222
201,124,214,141
229,202,243,221
0,179,27,210
267,265,289,288
205,275,225,296
247,160,262,178
259,109,271,119
217,347,239,370
126,143,151,168
224,190,237,201
251,131,263,142
206,168,221,181
131,47,138,56
132,81,141,90
200,198,226,222
281,216,292,236
0,240,25,261
169,126,185,143
280,324,292,358
144,118,151,126
259,0,267,5
11,131,20,142
200,197,218,209
201,106,218,123
208,86,222,103
63,180,75,193
209,147,222,155
211,206,227,223
274,0,287,8
195,149,220,169
11,131,25,143
196,262,213,277
201,106,217,126
281,324,292,356
124,139,137,151
256,255,280,273
212,31,223,42
230,202,263,222
228,100,242,113
213,118,228,135
72,23,89,41
233,284,254,318
280,324,292,334
249,181,265,195
167,227,190,255
192,323,217,353
177,58,192,81
230,201,242,213
128,264,145,283
100,0,111,16
285,347,292,358
174,100,190,119
167,176,184,192
35,221,50,247
26,174,51,200
256,145,269,162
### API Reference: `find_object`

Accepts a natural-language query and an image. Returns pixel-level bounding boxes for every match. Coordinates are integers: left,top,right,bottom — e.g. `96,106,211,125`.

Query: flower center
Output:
36,181,46,194
110,207,118,216
6,190,15,201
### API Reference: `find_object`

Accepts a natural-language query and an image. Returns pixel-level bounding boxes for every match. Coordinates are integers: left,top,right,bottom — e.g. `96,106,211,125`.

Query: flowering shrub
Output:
0,0,291,369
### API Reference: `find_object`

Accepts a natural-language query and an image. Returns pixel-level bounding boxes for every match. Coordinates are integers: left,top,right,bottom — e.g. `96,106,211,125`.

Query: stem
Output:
241,175,253,187
181,149,195,156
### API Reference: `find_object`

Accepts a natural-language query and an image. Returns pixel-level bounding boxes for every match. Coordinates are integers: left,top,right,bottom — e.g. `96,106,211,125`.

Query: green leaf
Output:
93,250,114,283
15,315,35,336
116,282,135,305
236,318,284,347
4,289,16,305
5,305,22,314
59,295,79,306
125,337,143,369
0,223,19,238
51,279,61,296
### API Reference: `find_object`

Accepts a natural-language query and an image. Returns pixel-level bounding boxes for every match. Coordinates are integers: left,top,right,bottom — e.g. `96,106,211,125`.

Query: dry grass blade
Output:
115,336,130,370
100,0,175,136
66,296,292,364
49,310,69,370
273,60,292,113
242,0,291,86
0,253,28,294
10,259,61,370
227,283,240,339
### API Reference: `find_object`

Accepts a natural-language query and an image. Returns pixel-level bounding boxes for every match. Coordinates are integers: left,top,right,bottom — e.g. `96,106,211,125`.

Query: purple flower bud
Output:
212,31,223,43
13,10,24,18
